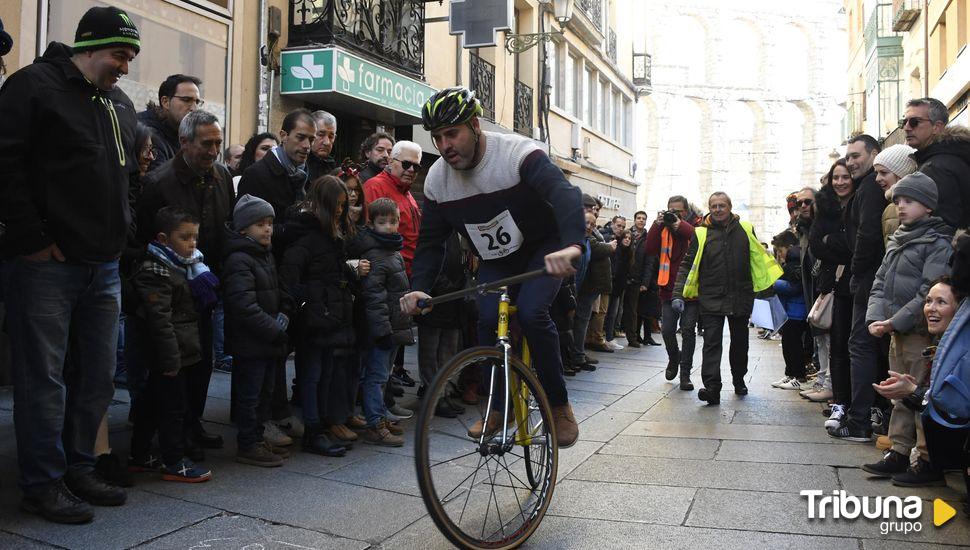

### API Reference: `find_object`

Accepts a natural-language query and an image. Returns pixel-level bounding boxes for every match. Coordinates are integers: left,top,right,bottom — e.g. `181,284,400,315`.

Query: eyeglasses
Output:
796,199,814,207
172,96,205,106
394,158,421,172
899,116,929,129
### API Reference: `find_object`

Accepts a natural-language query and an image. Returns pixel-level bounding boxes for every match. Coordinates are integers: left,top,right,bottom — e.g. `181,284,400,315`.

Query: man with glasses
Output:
363,141,423,275
137,74,204,172
905,97,970,230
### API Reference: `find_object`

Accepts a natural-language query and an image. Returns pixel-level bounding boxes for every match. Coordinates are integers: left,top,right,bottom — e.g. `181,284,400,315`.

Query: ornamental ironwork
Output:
576,0,602,30
514,79,533,136
289,0,425,77
608,28,617,64
469,52,496,121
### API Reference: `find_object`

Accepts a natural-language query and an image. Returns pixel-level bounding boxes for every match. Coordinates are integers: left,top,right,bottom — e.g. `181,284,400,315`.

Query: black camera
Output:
661,210,680,226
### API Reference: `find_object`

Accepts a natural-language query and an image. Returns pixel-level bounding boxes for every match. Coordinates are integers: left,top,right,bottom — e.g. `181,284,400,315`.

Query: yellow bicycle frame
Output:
498,298,534,447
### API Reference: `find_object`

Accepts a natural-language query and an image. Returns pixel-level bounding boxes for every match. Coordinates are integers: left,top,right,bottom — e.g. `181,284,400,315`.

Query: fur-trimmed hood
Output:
916,125,970,167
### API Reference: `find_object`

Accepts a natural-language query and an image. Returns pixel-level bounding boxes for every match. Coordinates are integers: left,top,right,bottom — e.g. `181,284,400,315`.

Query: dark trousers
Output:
476,241,568,406
297,343,335,426
185,311,214,432
780,319,810,379
572,289,599,357
326,352,362,425
661,299,699,377
700,314,749,394
847,292,890,431
131,366,188,465
233,356,276,449
418,326,461,388
830,295,854,406
604,286,625,342
621,282,641,343
922,414,970,486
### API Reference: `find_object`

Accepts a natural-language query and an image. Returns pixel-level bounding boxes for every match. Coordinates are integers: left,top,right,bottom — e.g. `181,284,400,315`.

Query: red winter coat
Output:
644,219,695,301
363,171,421,275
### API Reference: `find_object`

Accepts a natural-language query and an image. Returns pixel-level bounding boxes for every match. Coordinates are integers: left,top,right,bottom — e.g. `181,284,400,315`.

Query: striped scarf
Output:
657,227,673,286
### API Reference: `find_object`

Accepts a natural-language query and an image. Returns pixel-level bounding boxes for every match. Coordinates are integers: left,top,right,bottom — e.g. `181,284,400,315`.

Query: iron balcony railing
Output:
576,0,602,31
864,3,902,55
469,52,495,121
289,0,425,77
608,28,617,64
514,79,533,136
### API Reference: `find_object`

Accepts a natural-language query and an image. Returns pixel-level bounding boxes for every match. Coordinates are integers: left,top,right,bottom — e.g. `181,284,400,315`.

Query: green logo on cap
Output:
119,12,133,27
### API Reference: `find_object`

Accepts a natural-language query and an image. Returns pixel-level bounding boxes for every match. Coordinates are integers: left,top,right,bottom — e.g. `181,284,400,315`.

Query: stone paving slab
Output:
837,467,969,503
621,420,857,444
563,379,639,396
0,531,52,549
555,440,604,481
603,391,666,413
638,398,737,424
547,479,695,524
568,454,839,494
136,514,369,550
599,435,720,460
577,410,641,442
716,440,884,467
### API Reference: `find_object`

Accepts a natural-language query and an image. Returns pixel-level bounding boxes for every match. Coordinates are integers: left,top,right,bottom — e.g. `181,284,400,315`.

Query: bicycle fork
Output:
479,289,532,452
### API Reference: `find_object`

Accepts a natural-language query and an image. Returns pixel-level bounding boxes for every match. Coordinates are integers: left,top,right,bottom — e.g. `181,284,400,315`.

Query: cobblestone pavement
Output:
0,331,967,549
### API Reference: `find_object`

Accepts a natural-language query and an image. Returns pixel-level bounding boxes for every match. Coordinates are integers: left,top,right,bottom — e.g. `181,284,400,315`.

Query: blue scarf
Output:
147,242,220,312
273,145,308,201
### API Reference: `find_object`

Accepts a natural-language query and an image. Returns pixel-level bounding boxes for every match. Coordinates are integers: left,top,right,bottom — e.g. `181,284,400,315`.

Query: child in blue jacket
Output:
772,230,810,390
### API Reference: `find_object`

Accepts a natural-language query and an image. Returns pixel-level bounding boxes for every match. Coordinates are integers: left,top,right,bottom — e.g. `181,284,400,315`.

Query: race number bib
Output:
465,210,524,260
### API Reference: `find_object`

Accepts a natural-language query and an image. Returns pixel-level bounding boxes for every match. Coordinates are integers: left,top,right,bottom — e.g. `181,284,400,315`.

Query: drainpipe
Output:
257,0,267,132
924,6,929,97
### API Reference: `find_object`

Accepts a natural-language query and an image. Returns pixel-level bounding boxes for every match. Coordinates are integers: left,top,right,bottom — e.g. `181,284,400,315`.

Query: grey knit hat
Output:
873,143,917,178
892,171,938,211
233,194,275,231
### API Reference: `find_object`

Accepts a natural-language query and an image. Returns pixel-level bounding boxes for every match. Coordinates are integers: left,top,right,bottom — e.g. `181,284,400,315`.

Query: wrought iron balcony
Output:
288,0,425,78
892,0,921,32
514,79,533,136
608,28,617,64
469,52,495,121
864,3,902,55
576,0,602,30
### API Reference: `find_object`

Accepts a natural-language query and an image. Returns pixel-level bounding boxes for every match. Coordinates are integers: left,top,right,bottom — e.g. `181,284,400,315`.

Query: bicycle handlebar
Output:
416,268,548,309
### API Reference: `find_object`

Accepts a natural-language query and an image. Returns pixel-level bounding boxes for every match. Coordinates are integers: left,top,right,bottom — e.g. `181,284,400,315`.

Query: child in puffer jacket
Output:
349,197,414,447
772,229,810,390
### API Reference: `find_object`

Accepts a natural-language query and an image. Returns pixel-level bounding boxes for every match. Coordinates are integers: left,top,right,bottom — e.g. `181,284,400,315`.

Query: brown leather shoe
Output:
380,418,404,436
347,415,367,430
330,424,359,442
461,384,480,405
466,412,510,439
551,403,579,448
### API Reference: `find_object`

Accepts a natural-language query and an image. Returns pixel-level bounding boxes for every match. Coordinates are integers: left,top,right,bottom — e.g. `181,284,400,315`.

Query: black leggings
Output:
781,319,810,379
829,295,853,406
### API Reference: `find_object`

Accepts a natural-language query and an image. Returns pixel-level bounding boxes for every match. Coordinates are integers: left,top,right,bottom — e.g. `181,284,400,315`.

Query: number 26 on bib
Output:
465,210,524,260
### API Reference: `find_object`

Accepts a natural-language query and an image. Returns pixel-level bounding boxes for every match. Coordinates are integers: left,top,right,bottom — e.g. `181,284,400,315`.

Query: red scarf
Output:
657,227,673,286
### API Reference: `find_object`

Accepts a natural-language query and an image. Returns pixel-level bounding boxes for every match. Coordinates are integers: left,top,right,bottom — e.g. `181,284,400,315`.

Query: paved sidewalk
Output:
0,330,967,549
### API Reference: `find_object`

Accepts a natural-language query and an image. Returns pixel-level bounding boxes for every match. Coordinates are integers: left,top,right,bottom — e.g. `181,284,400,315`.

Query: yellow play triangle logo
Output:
934,498,956,527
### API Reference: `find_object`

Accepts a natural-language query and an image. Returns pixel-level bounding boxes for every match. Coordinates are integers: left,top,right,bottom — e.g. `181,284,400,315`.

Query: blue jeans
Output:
2,258,120,493
476,241,569,407
233,356,276,449
362,345,393,427
297,343,334,426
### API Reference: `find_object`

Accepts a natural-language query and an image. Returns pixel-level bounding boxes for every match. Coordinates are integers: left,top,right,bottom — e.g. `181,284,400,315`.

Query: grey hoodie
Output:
866,216,954,333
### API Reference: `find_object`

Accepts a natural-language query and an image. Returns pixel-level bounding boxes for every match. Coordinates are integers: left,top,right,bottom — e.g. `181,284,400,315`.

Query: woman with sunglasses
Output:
872,144,918,244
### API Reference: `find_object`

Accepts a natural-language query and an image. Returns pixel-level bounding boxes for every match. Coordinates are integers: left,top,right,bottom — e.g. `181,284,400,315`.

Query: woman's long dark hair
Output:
239,132,279,173
822,158,851,190
301,175,354,240
134,122,152,157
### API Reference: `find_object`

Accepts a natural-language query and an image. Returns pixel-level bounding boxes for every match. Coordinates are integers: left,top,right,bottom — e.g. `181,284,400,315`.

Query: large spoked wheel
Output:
415,346,558,550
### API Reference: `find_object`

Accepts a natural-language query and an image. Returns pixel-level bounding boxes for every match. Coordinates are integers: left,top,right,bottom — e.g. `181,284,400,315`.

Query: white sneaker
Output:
262,421,294,446
771,376,793,388
776,378,807,390
275,415,305,438
824,404,845,430
799,383,823,397
606,340,624,351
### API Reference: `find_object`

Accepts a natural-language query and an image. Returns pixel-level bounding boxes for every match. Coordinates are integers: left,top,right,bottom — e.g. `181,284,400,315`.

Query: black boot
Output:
303,424,347,457
665,360,678,381
21,479,94,524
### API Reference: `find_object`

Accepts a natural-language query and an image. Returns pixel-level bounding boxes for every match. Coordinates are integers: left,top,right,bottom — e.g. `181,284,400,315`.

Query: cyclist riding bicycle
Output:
400,86,585,448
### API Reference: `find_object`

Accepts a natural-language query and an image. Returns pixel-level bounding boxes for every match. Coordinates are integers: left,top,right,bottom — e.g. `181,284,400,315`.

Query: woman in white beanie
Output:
873,144,918,243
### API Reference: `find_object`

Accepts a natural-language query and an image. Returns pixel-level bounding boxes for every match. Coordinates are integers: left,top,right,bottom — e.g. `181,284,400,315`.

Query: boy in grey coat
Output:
862,172,954,479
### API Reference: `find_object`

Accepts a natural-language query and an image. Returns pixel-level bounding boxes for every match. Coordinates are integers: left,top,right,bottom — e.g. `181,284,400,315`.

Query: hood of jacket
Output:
282,211,325,244
224,225,272,258
349,226,403,256
889,216,953,249
916,125,970,167
136,107,177,148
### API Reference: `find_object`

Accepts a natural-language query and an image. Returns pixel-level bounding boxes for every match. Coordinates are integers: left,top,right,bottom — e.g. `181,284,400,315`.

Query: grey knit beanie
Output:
233,194,275,231
892,171,938,211
873,143,917,178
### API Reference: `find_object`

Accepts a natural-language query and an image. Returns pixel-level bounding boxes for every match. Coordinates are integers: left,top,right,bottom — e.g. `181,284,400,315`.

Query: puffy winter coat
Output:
348,226,414,347
222,228,291,358
866,216,954,334
809,185,854,298
130,255,201,374
279,212,356,348
914,126,970,230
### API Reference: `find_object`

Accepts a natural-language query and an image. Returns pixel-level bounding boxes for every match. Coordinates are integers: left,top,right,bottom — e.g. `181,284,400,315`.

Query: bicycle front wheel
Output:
415,346,558,550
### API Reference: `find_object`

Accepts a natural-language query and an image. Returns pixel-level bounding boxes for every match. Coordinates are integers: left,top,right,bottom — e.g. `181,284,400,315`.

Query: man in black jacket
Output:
137,109,234,454
834,134,888,441
622,211,652,348
307,110,338,182
358,132,395,184
137,74,203,173
0,6,139,522
905,97,970,231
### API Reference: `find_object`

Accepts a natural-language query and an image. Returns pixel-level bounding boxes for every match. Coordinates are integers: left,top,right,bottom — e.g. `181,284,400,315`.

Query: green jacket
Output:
130,255,202,375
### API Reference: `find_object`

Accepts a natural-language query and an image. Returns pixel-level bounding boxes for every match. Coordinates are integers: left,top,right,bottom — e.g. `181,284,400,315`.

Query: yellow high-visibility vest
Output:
683,220,783,299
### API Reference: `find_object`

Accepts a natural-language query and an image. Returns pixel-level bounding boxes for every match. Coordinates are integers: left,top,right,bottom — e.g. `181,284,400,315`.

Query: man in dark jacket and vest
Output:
840,134,890,441
0,6,139,522
645,195,696,390
137,109,233,455
673,192,783,405
904,97,970,231
137,73,203,173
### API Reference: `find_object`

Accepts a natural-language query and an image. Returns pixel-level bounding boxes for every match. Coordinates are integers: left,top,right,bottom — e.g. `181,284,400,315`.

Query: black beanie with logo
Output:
73,6,140,54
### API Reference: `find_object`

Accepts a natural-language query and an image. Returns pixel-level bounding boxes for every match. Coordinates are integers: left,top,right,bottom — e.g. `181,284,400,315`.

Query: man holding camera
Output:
645,196,697,390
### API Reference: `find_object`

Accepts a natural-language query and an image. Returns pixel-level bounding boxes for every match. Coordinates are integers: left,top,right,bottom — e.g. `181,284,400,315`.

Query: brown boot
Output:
552,403,579,448
363,424,404,447
380,418,404,436
347,415,367,430
330,424,359,442
466,412,510,439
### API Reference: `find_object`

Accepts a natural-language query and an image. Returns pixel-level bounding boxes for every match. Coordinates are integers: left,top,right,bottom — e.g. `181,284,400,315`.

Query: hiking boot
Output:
262,421,293,447
237,442,284,467
64,470,126,506
275,415,305,438
467,413,509,439
551,403,579,448
21,478,94,524
680,378,694,391
665,361,678,381
330,424,359,442
382,418,405,436
892,458,946,487
363,424,405,447
347,415,368,430
128,453,164,473
698,388,720,405
862,450,910,478
827,424,872,442
95,453,133,488
161,458,212,483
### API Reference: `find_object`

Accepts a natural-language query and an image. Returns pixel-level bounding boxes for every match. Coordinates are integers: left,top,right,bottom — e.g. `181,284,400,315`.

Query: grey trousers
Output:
661,299,699,380
418,326,461,389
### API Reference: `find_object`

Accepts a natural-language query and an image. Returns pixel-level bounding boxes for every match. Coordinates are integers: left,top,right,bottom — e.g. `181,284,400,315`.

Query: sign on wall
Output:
449,0,513,48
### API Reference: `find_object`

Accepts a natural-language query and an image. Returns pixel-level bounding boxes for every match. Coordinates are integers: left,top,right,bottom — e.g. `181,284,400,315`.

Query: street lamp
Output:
505,0,574,54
